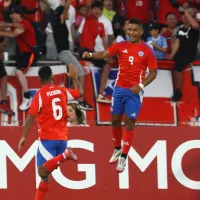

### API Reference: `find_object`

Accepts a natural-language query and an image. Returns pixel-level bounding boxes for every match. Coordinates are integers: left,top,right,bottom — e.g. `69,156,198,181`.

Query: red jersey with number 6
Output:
108,41,157,88
28,84,80,140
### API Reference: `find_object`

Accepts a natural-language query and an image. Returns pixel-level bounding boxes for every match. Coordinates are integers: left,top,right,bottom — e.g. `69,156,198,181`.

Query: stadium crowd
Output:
0,0,199,123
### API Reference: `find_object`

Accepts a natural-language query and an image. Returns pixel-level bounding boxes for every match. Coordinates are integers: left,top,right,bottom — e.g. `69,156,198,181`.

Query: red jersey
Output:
71,0,87,8
125,0,150,23
161,29,173,54
20,0,41,22
158,0,181,24
0,0,4,12
108,41,157,88
80,15,105,50
28,84,80,140
15,19,36,52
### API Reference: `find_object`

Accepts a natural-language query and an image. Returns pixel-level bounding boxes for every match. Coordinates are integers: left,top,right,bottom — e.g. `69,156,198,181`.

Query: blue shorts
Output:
111,86,142,119
37,140,67,166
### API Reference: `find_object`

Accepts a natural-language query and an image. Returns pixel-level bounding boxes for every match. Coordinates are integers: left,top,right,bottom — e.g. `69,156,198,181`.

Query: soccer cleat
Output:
79,100,93,111
63,147,78,162
19,97,32,111
96,94,111,104
109,148,122,164
0,103,15,116
116,156,126,173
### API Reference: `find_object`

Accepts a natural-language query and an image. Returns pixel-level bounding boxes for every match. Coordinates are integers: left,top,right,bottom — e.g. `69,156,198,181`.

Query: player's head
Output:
128,18,143,43
67,103,85,125
38,66,53,84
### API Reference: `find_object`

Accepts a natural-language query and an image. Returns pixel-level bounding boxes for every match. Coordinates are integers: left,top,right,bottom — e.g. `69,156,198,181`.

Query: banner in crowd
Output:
2,61,200,126
0,126,200,200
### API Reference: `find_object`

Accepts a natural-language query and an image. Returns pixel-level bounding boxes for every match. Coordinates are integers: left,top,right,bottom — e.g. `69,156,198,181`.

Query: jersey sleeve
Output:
28,92,40,116
146,48,157,70
99,22,106,38
107,42,121,56
66,89,80,101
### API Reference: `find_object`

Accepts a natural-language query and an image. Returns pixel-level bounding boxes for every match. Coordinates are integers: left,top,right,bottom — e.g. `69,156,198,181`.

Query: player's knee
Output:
124,118,135,130
112,116,122,127
38,166,49,178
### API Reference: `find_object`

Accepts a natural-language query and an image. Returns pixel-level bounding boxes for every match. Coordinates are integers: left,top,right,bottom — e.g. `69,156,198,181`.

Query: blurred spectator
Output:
158,0,181,25
71,0,87,9
113,0,125,16
124,0,155,41
0,6,37,111
170,8,199,101
92,1,114,51
66,4,75,52
45,23,57,60
169,0,200,10
147,23,168,60
114,19,129,43
48,0,93,110
0,9,14,115
161,12,178,58
75,4,87,29
78,1,111,103
112,13,125,39
67,103,89,126
102,0,116,22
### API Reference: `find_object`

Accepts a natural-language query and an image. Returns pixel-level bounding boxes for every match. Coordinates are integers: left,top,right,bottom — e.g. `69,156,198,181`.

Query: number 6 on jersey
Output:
52,98,63,120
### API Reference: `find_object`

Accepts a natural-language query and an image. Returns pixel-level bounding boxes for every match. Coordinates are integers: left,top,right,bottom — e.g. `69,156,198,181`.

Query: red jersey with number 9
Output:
108,41,157,88
28,84,80,140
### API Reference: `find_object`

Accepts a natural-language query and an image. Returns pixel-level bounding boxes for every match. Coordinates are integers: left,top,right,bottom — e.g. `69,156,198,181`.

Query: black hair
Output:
9,5,37,17
91,1,104,10
165,12,176,20
129,18,143,28
38,66,52,82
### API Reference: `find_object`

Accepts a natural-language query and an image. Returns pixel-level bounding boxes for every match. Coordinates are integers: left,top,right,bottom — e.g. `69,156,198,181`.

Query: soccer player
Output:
18,64,83,200
83,18,157,173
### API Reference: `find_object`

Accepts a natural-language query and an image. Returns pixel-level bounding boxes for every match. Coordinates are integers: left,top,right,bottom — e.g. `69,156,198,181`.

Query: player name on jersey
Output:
46,90,62,97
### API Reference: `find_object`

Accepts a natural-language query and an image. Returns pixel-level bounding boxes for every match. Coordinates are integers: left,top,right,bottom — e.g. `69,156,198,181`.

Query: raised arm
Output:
184,9,200,29
67,64,83,96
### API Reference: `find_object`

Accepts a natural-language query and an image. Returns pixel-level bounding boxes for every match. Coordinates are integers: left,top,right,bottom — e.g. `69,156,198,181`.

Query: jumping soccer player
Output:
18,64,83,200
83,18,157,173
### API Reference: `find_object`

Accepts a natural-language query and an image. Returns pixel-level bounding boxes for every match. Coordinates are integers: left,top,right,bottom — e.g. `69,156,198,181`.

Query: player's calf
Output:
35,175,50,200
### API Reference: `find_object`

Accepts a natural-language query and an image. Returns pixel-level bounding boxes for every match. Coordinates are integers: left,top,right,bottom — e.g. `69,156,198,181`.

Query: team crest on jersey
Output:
138,51,144,57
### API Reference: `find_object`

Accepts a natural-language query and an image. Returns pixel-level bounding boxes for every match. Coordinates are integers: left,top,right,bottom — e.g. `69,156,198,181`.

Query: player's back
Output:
29,84,68,140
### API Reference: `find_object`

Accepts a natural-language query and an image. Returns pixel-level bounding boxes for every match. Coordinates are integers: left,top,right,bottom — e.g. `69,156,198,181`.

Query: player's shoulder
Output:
114,41,129,49
142,41,156,56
